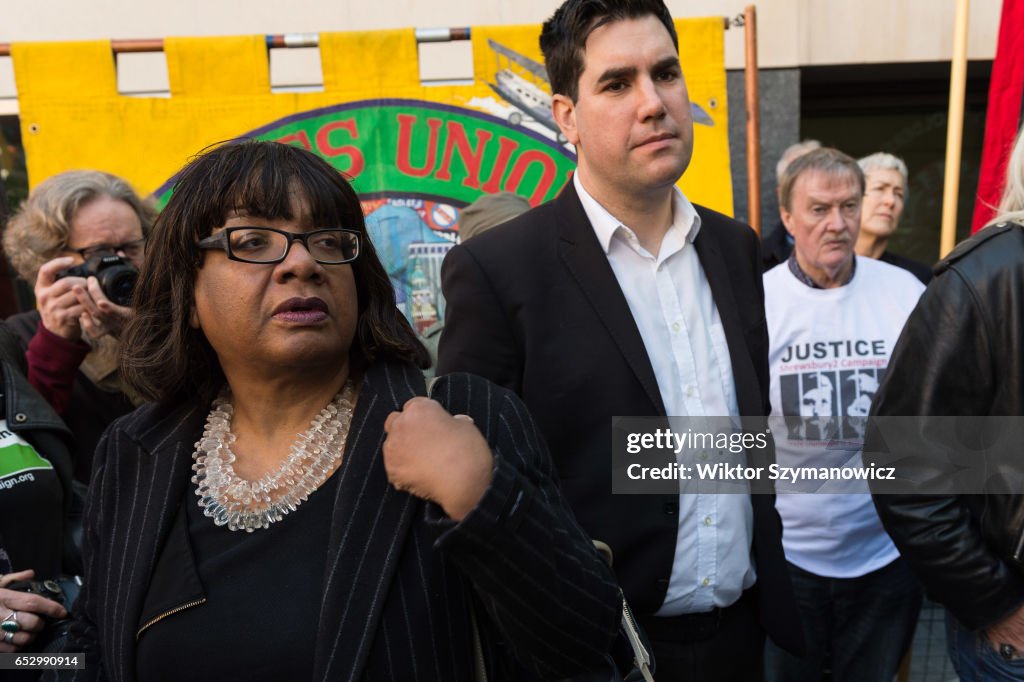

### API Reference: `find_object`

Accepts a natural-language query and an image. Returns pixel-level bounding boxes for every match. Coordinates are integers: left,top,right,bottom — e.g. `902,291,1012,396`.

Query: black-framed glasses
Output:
68,238,146,261
197,227,360,265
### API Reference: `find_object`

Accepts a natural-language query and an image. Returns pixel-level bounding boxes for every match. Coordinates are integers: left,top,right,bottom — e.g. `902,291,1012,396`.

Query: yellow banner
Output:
673,17,732,214
12,20,732,329
13,20,730,207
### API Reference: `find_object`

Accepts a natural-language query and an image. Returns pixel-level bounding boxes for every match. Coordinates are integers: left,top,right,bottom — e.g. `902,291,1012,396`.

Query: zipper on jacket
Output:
136,598,207,640
620,595,655,682
469,600,487,682
1014,525,1024,563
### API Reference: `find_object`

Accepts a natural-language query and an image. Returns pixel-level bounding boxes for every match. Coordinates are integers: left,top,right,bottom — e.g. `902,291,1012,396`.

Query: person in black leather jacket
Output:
868,124,1024,680
0,323,79,656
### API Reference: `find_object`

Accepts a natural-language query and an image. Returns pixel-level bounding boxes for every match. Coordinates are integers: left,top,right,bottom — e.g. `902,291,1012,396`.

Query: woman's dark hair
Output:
539,0,678,102
121,139,428,405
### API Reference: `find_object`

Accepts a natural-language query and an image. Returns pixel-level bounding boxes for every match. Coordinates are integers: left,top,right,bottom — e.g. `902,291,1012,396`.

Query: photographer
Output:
2,170,154,482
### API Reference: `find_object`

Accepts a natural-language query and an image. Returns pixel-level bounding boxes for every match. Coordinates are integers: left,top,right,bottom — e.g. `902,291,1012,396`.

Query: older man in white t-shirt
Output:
762,147,925,681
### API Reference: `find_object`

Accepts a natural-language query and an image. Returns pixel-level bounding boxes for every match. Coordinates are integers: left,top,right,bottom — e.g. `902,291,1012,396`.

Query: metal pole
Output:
0,38,168,55
940,0,970,258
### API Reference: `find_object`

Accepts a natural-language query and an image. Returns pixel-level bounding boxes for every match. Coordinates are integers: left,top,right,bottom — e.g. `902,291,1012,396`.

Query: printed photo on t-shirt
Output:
780,368,887,442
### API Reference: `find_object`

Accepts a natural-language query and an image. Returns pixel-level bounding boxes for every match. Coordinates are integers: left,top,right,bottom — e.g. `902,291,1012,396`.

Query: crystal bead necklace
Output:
191,379,357,532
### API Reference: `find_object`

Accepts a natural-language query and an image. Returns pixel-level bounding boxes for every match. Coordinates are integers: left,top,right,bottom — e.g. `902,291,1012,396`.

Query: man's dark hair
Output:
120,139,428,405
540,0,678,102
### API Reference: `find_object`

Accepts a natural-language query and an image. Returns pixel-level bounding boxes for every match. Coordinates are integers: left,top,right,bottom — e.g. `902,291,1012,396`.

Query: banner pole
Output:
940,0,970,258
744,5,761,235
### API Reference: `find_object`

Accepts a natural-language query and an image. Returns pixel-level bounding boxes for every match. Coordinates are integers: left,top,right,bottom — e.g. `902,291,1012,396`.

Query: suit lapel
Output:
692,219,763,416
555,184,666,415
117,401,206,682
312,361,424,682
554,184,763,418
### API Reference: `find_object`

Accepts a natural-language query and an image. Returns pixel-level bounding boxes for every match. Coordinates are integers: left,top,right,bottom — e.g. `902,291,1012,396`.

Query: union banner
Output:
11,19,731,329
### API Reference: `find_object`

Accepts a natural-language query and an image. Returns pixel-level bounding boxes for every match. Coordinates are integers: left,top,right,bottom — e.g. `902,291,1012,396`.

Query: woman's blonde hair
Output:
993,125,1024,227
2,170,156,284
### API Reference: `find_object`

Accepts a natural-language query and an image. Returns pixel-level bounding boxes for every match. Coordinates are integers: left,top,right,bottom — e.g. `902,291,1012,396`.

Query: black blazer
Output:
46,362,620,681
438,183,801,653
760,220,793,272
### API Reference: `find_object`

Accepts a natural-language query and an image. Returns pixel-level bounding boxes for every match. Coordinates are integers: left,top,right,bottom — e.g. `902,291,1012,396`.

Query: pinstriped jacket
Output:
45,361,621,681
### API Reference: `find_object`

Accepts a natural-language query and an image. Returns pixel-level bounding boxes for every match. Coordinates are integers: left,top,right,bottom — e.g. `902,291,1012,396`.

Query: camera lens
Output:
99,267,138,307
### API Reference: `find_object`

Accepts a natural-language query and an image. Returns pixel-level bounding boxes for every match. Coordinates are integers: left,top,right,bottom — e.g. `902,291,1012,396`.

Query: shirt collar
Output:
573,173,702,255
786,251,858,289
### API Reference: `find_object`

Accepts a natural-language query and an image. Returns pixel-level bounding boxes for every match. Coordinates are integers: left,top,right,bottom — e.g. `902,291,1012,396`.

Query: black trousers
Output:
638,589,764,682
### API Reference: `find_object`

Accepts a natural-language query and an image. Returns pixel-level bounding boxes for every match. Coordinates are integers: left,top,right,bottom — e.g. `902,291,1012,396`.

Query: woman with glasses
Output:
1,170,155,483
46,140,620,681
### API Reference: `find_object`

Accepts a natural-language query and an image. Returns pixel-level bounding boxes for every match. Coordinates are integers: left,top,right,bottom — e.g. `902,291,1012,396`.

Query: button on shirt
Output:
575,175,755,615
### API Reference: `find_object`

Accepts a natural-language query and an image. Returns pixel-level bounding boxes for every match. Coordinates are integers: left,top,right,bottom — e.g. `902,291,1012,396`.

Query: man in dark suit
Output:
438,0,799,678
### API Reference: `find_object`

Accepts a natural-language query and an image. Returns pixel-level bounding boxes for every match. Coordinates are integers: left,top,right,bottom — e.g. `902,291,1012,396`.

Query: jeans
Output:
763,557,922,682
947,611,1024,681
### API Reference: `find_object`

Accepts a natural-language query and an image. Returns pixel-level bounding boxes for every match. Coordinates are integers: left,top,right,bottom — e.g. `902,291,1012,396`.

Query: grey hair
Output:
858,152,909,197
776,140,821,182
2,170,156,284
779,147,865,213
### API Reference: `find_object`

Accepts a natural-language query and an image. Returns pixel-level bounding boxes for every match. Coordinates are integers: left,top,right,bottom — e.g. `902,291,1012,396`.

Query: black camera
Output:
56,254,138,307
7,578,78,653
7,579,71,609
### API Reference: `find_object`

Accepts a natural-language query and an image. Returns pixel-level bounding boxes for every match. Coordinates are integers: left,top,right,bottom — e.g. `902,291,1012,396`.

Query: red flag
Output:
972,0,1024,232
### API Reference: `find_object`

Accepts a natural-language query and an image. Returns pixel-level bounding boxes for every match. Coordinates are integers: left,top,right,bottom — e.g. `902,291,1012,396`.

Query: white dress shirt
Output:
575,174,756,615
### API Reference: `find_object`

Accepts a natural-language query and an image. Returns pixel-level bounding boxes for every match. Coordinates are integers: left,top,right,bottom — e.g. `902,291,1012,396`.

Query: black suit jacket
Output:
47,362,620,681
438,183,801,653
761,220,793,272
878,250,933,285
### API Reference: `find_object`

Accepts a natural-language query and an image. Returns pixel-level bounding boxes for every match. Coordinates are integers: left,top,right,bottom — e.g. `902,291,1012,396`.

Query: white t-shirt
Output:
763,256,925,577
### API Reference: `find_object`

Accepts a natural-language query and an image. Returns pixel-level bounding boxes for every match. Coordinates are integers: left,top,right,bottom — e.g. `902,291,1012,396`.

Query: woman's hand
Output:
35,257,87,341
0,570,69,653
75,276,133,340
383,397,494,521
